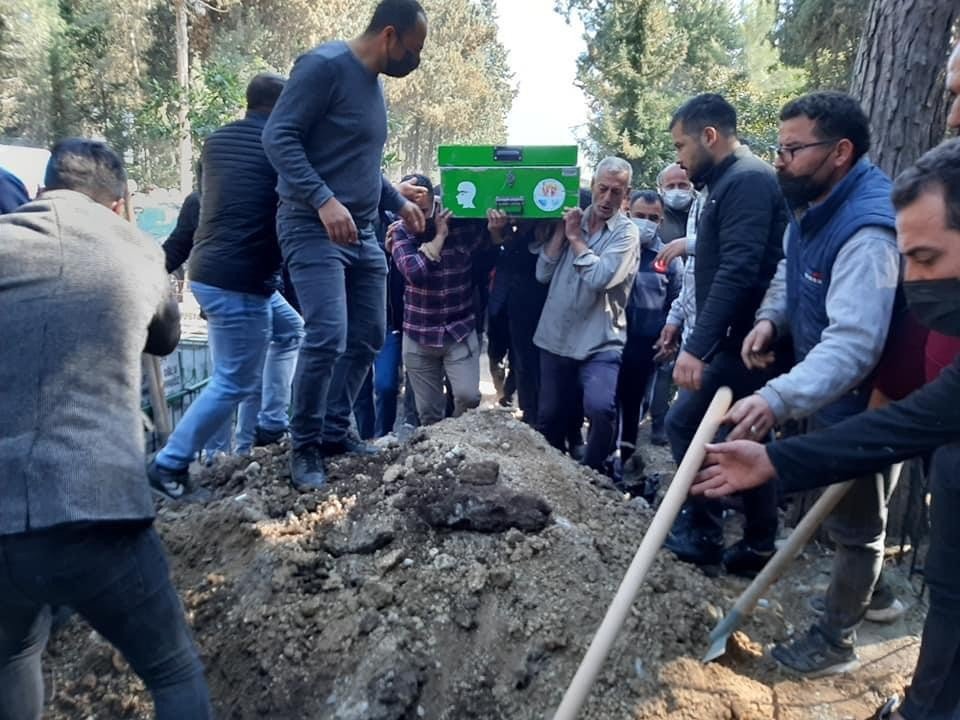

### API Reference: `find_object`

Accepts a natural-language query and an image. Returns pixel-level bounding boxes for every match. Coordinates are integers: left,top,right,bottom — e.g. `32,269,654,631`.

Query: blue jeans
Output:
374,330,403,437
235,291,304,453
278,205,387,449
0,523,212,719
157,281,271,470
354,370,376,440
538,349,621,471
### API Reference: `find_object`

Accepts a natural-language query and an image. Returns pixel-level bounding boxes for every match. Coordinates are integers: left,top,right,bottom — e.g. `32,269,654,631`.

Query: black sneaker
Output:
253,425,286,448
290,444,327,490
771,624,859,677
147,459,190,500
722,539,774,578
320,433,379,458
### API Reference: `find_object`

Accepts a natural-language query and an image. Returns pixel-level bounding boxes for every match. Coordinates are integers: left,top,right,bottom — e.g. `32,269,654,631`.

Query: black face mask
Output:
777,149,834,208
384,42,420,78
904,278,960,337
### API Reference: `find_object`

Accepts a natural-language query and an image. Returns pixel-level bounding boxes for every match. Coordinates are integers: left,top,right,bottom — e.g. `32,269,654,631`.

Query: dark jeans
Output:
901,444,960,720
647,359,674,430
617,333,658,453
354,370,376,440
665,349,778,549
0,523,211,720
278,205,387,449
539,349,621,471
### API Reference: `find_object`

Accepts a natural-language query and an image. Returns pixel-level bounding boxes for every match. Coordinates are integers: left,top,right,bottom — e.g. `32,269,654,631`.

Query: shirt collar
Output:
581,206,620,235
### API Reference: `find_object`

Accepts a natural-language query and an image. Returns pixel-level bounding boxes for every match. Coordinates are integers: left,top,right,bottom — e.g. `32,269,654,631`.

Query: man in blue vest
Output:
723,91,901,675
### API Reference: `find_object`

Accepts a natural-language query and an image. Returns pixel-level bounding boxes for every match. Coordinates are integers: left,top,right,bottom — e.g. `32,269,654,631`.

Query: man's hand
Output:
487,209,510,243
318,197,358,245
673,350,705,390
397,180,428,205
399,200,426,235
724,394,777,441
563,207,584,243
656,237,688,266
741,319,777,370
421,209,452,261
691,441,777,498
654,323,681,363
384,220,402,253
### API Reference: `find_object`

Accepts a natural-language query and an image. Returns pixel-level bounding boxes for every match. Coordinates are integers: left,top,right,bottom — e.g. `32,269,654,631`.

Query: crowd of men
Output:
1,0,959,718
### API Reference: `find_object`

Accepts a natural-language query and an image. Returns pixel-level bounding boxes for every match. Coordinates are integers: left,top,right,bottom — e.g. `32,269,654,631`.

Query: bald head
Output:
658,163,691,191
948,43,960,133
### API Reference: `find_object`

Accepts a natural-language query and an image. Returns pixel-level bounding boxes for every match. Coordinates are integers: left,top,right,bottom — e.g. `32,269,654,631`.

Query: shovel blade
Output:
701,608,744,663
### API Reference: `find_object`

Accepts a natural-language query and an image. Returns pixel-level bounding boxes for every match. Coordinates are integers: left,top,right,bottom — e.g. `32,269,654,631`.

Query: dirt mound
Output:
43,410,920,719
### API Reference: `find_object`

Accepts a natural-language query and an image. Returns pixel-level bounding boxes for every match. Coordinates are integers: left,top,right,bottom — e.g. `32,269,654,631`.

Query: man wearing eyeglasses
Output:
721,91,901,676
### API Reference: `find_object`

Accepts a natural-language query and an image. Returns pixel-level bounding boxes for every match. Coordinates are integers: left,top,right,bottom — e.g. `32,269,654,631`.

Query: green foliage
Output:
775,0,867,91
0,0,514,187
560,0,806,187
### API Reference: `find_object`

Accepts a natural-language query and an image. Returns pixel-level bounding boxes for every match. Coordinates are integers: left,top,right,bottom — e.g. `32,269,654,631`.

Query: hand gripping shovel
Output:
552,387,733,720
701,479,854,663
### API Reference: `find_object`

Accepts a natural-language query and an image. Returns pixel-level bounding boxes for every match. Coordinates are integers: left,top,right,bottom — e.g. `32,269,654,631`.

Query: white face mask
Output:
663,188,694,210
631,217,658,246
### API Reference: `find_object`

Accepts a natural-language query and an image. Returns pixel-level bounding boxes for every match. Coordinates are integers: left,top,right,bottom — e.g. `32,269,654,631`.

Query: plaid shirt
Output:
391,219,487,347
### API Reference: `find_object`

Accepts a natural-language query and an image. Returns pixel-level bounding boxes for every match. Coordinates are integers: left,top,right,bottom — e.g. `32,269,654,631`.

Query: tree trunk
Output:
174,0,192,195
849,0,959,178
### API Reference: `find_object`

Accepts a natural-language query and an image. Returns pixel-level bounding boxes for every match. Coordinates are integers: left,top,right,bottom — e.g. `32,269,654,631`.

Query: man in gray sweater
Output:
724,92,901,675
263,0,426,490
0,139,212,719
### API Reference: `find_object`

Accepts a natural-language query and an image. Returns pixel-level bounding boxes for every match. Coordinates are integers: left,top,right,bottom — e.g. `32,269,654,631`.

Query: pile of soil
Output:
43,410,921,719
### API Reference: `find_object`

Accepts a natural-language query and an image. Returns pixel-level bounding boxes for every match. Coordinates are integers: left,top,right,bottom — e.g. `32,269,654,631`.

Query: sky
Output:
494,0,589,149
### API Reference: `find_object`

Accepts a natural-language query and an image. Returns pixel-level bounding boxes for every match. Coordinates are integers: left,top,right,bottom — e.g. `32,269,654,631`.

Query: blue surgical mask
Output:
631,217,658,246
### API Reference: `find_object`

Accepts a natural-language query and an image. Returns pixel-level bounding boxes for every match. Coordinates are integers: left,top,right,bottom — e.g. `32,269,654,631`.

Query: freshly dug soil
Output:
43,410,922,719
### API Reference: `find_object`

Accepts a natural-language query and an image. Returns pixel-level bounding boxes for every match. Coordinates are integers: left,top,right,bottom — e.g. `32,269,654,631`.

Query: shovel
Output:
701,479,854,663
552,386,733,720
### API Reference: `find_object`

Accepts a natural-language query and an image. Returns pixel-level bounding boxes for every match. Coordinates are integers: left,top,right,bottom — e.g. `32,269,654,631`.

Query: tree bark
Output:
174,0,192,195
849,0,959,178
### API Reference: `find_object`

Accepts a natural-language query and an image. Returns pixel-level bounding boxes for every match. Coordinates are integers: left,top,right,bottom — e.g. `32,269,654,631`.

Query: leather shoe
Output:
722,539,773,578
664,528,724,570
290,444,327,490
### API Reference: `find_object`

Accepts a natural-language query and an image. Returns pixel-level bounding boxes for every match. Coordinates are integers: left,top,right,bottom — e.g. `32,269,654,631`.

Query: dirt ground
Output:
43,409,926,719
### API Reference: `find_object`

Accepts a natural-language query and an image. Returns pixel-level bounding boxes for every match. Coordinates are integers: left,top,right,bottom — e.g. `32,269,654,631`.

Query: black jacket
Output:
162,191,200,273
660,204,689,244
769,355,960,493
687,147,786,361
188,111,282,296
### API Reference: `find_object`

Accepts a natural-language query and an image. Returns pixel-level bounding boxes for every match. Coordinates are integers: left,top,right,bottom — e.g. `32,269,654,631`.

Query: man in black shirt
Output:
695,137,960,720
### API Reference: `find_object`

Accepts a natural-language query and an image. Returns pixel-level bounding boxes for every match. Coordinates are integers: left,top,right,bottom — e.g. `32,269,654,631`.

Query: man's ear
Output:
109,198,126,217
702,127,718,148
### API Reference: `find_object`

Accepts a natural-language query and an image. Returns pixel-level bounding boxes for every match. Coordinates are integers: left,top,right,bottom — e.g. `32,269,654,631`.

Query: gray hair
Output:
594,156,633,187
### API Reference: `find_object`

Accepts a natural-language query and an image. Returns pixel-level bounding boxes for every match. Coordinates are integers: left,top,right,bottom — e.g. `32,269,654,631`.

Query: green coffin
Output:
437,145,580,219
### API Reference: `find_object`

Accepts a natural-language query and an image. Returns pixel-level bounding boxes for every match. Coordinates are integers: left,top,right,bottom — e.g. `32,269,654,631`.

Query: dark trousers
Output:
487,303,517,400
278,205,386,449
508,287,548,426
0,523,211,720
539,349,621,471
665,349,778,549
901,444,960,720
647,359,674,430
617,333,658,454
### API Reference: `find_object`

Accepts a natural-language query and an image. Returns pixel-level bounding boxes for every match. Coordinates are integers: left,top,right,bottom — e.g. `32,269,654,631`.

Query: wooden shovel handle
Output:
552,386,733,720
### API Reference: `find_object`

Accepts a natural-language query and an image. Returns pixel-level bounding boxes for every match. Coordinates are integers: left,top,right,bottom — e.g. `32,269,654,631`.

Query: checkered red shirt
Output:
391,219,486,347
